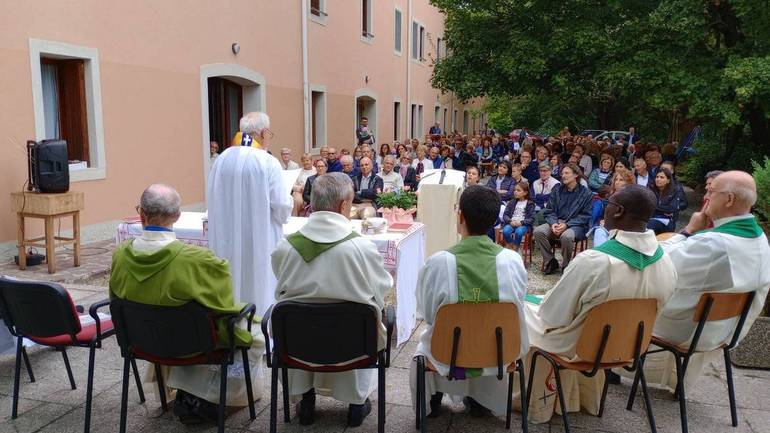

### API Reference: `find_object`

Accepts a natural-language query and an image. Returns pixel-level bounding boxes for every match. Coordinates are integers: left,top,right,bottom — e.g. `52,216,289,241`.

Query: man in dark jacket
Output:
352,157,383,203
398,154,418,191
533,163,594,274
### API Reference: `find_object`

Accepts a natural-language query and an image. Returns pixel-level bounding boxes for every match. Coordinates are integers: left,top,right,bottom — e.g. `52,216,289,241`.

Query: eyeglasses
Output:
263,129,275,139
135,205,141,214
607,200,625,213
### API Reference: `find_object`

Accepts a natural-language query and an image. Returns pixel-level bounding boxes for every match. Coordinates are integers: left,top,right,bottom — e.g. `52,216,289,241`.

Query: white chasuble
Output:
271,211,393,405
207,146,293,316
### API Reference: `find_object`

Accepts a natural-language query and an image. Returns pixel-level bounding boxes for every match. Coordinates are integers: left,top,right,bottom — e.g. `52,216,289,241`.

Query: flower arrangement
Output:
377,190,417,224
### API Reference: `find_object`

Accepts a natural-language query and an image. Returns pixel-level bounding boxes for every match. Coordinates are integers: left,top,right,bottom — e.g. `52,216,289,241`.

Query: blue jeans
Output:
502,224,529,246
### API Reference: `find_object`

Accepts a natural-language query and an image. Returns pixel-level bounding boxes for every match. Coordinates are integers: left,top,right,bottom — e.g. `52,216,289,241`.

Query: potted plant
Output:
377,190,418,225
731,157,770,369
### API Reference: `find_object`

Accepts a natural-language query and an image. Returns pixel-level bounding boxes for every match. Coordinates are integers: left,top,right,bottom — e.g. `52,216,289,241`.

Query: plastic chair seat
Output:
424,358,520,374
28,317,114,346
650,335,725,355
281,355,378,373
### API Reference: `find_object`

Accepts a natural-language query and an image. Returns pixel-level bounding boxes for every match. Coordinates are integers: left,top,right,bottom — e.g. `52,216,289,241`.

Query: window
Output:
362,0,373,38
463,110,469,134
311,89,327,148
393,101,401,141
40,58,90,164
410,104,417,138
31,39,106,182
418,105,424,137
310,0,326,16
394,8,402,54
411,21,425,61
433,106,440,125
453,109,458,132
436,37,442,61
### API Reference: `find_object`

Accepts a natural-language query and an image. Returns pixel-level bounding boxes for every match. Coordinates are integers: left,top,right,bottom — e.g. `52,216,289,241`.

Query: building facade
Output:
0,1,485,257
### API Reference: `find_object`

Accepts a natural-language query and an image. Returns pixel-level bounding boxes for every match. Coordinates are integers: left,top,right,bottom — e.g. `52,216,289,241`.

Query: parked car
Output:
594,131,630,143
579,129,607,137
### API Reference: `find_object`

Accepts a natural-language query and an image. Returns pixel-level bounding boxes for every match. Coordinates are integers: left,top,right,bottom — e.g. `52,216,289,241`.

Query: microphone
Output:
439,169,446,185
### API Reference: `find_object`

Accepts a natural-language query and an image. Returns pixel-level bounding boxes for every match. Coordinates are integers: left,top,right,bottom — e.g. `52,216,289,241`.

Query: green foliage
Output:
752,157,770,222
431,0,770,171
377,190,417,210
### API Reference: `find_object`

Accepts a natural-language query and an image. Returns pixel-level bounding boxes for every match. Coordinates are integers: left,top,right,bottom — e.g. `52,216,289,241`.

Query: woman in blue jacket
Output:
486,160,515,202
500,181,536,251
647,168,679,234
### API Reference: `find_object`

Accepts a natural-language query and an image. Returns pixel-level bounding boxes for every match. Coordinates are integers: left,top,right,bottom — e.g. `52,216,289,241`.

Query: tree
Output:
431,0,770,171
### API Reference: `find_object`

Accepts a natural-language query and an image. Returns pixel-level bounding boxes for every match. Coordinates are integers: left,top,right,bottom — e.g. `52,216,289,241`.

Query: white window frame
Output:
418,105,424,137
309,0,328,25
394,7,402,56
361,0,374,44
310,84,328,148
30,38,106,182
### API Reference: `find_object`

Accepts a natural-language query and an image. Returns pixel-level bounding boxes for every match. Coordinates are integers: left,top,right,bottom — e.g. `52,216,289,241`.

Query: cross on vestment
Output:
468,287,492,304
242,134,253,146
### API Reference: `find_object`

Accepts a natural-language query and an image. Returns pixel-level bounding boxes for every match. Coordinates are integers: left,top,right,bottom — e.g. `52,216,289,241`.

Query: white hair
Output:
719,174,758,207
340,154,354,164
239,112,270,135
383,154,396,164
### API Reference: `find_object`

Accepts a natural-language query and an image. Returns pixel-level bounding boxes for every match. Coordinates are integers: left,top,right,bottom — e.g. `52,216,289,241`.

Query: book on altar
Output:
283,169,301,193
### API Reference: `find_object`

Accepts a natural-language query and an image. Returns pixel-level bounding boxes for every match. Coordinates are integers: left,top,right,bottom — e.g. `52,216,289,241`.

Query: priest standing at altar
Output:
207,111,293,315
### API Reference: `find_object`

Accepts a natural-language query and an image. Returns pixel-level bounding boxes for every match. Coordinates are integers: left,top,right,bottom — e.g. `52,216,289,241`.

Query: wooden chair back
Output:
431,303,521,369
693,292,754,322
575,299,657,364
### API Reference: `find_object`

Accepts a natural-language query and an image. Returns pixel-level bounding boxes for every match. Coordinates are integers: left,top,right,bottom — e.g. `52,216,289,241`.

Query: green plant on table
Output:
377,190,417,211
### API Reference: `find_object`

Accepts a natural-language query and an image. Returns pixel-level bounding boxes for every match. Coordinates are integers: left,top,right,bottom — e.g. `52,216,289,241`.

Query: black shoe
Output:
347,399,372,427
297,388,316,426
173,390,218,424
428,392,444,418
462,397,492,418
543,258,559,275
605,370,621,385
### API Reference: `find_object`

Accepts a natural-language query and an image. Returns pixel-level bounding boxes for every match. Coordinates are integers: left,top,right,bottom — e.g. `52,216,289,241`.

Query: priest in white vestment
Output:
270,172,393,427
207,112,293,316
412,185,529,417
639,170,770,392
523,184,677,423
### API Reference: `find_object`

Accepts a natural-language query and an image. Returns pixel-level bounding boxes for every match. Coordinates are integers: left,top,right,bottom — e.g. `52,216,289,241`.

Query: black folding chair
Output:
261,301,395,433
110,298,256,433
0,277,144,433
626,291,756,433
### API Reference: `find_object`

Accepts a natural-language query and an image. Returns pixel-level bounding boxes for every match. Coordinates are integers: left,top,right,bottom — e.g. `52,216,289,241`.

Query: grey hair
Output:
311,173,354,212
140,184,181,221
239,112,270,135
340,154,354,164
705,170,724,180
383,154,396,165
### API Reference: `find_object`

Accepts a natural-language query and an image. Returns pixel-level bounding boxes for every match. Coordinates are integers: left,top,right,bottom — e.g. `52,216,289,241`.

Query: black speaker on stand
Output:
27,139,70,193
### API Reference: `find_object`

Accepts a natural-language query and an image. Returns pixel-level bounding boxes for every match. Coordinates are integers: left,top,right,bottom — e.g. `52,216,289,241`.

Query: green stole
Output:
593,238,664,271
700,216,763,238
446,235,503,378
286,231,360,262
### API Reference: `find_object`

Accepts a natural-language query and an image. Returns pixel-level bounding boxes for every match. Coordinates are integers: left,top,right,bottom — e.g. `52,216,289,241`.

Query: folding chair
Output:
626,292,756,433
496,228,533,268
262,301,395,433
526,298,659,433
0,277,144,433
110,298,257,433
414,303,528,432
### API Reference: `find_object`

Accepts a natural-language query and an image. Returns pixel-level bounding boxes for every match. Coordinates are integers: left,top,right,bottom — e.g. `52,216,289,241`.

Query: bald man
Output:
641,170,770,392
326,147,342,172
523,185,677,423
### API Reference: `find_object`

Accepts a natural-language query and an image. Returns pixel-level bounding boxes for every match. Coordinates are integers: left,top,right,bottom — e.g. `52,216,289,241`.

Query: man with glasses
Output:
326,147,342,172
524,184,676,423
207,111,293,317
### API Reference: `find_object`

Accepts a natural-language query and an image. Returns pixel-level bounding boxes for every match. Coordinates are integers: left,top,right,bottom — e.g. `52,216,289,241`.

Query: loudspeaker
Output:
28,139,70,193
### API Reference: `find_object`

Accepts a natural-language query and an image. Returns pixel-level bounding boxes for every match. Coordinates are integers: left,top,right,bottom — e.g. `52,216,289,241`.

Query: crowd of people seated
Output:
108,112,767,430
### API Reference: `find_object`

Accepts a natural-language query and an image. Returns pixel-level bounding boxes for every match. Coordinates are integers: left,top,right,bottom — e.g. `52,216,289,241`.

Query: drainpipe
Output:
301,0,311,153
406,0,412,139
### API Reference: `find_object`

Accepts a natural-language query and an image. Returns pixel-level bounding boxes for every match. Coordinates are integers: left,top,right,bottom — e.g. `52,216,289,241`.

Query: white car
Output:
594,130,630,142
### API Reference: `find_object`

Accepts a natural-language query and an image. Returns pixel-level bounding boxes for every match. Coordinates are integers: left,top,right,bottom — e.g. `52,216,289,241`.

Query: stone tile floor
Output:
1,284,769,433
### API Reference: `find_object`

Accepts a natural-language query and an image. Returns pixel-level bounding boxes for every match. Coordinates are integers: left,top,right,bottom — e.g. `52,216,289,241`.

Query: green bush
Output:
377,190,417,210
752,157,770,222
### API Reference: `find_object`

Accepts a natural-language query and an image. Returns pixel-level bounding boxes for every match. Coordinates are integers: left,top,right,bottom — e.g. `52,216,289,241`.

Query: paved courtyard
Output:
1,279,770,433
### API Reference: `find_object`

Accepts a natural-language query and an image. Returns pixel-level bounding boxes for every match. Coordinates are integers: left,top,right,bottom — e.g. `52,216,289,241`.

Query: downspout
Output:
301,0,311,153
406,0,412,139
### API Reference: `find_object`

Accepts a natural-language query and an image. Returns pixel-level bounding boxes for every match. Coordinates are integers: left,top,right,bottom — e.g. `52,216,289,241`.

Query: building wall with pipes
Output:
0,0,484,254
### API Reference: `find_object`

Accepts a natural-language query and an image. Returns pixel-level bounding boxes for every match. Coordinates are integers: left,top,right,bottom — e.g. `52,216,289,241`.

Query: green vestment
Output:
109,240,252,348
593,239,664,271
446,235,503,377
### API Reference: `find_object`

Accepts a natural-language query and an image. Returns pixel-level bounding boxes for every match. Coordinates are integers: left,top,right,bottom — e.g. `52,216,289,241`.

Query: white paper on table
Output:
282,169,301,194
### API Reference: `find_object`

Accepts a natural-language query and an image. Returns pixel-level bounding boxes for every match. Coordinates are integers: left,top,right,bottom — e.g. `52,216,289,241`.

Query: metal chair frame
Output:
0,278,144,433
110,298,256,433
262,301,395,433
626,292,756,433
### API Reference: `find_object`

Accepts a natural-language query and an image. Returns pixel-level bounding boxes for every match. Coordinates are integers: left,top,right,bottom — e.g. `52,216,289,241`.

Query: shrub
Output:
377,190,417,210
751,157,770,222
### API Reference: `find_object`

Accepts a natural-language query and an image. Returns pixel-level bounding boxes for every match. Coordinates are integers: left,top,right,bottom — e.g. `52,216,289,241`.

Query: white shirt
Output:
379,170,404,192
281,160,299,170
533,176,560,196
636,171,650,186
